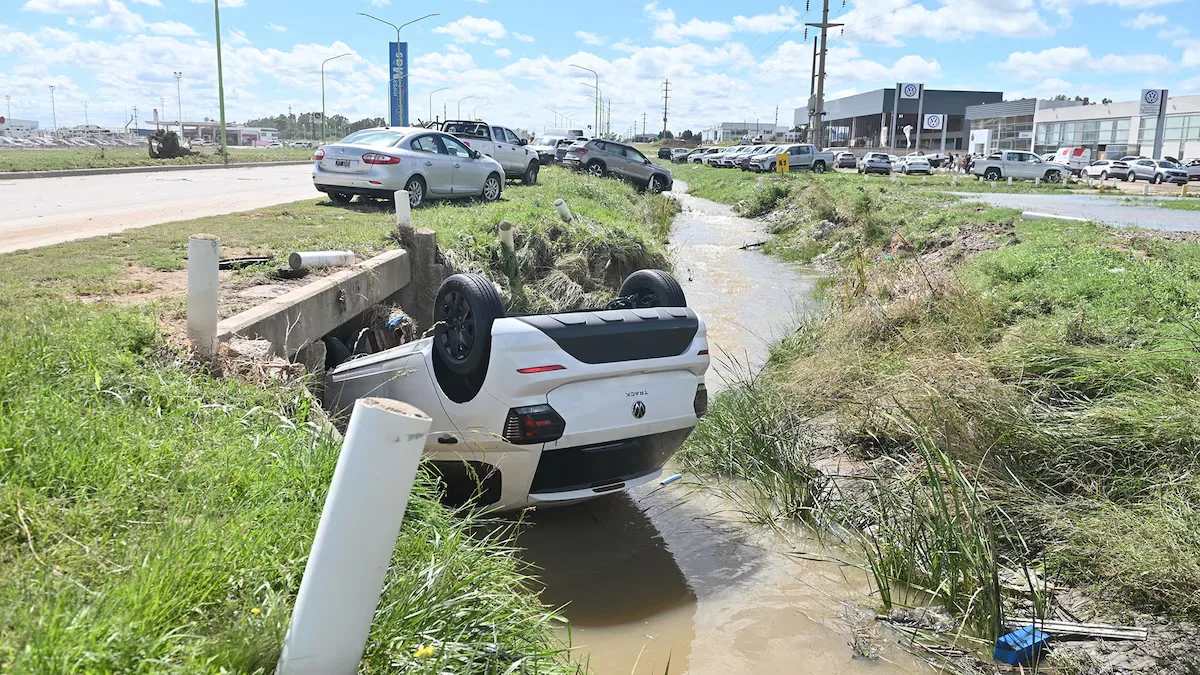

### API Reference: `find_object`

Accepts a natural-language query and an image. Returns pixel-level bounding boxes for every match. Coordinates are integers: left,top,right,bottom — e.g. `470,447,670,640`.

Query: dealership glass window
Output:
968,114,1034,152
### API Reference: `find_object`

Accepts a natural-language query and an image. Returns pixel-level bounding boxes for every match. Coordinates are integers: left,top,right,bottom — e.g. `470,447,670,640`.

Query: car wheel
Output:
984,168,1002,181
813,161,826,174
523,162,539,185
404,176,425,208
767,162,776,172
483,173,503,202
1099,171,1108,181
646,174,666,194
618,269,686,308
902,166,909,175
1153,173,1163,185
586,161,606,177
1044,170,1061,183
432,273,505,376
1127,171,1137,183
328,191,353,204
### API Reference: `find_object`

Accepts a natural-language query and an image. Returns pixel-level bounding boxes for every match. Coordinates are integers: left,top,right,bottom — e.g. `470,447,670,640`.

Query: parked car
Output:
1054,147,1092,175
1126,158,1188,184
724,145,767,168
970,150,1070,183
0,136,14,147
858,152,892,175
740,146,778,170
290,140,315,148
895,153,932,175
324,269,710,512
555,138,584,164
671,147,691,163
1083,159,1127,181
834,151,857,169
657,146,673,159
528,136,564,165
266,141,284,148
703,146,740,166
440,120,541,184
562,138,673,193
748,144,834,173
689,148,720,164
191,138,214,147
312,126,505,208
1186,159,1200,181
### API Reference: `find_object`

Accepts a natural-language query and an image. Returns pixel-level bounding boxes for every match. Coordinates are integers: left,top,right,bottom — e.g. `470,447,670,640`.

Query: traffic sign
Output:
923,114,945,131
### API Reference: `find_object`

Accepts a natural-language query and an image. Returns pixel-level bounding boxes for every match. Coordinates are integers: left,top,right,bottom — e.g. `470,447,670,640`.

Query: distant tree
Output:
1102,98,1113,105
680,129,694,141
659,130,674,140
1052,94,1070,101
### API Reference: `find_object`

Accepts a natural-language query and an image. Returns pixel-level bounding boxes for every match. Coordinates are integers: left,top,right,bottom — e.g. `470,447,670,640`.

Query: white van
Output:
1055,147,1092,175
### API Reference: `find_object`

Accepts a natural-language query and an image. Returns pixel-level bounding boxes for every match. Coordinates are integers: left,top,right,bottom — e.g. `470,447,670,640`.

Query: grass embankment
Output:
0,166,674,671
0,167,676,314
679,174,1200,652
0,146,313,172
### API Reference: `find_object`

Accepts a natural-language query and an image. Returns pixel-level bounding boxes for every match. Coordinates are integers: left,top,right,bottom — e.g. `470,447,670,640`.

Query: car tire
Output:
1099,171,1108,181
1127,171,1137,182
618,269,686,308
483,173,503,202
1153,173,1163,185
984,168,1002,181
813,161,826,174
646,174,666,194
328,191,353,204
903,166,909,175
586,161,606,177
432,273,505,376
523,161,539,185
1045,171,1061,183
404,176,426,208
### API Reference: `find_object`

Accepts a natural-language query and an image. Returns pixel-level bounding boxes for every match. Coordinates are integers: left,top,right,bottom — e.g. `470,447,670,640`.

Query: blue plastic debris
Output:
994,625,1050,666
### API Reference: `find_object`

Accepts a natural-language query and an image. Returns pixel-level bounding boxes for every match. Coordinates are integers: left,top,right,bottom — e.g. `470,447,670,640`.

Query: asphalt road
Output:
950,191,1200,232
0,164,315,254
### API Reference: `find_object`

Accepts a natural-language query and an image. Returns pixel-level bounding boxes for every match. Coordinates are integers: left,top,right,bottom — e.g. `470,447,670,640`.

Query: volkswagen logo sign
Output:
632,401,646,419
1145,90,1160,104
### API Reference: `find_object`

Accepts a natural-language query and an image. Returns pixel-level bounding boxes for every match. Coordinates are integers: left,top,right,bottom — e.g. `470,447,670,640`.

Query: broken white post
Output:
1035,176,1041,186
991,181,997,189
1143,184,1150,196
1007,177,1013,187
277,398,432,675
289,251,355,270
187,234,219,360
951,175,958,187
498,220,515,253
394,190,412,230
553,198,573,223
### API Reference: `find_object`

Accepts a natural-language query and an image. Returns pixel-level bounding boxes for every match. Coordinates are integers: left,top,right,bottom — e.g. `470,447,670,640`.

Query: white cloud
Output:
997,46,1174,76
575,31,605,46
433,16,506,44
22,0,104,11
732,6,800,33
226,28,250,45
129,0,160,6
1158,26,1188,40
654,18,733,42
188,0,244,7
494,48,511,58
365,0,389,6
265,23,286,32
643,3,675,23
1122,12,1167,29
512,32,534,43
756,40,942,86
86,1,144,33
833,0,1050,46
1044,0,1182,8
149,21,198,37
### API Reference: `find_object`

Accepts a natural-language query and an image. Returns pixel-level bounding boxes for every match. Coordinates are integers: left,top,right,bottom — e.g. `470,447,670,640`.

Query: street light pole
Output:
321,53,352,141
356,12,439,126
174,71,183,134
472,102,488,119
84,101,88,128
456,95,476,119
49,85,56,136
569,64,599,136
214,0,228,164
429,86,450,124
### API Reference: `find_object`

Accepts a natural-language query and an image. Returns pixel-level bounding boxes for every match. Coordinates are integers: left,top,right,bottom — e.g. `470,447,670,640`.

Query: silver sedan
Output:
312,127,505,208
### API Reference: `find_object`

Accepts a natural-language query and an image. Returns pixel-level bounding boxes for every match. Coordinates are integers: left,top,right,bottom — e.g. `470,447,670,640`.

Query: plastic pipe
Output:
289,250,355,270
498,220,515,253
187,234,220,359
277,398,432,675
394,189,412,229
553,198,573,223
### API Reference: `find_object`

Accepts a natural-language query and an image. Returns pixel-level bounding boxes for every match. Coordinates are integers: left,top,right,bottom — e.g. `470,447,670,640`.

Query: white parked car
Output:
895,153,932,175
1186,159,1200,181
324,270,710,512
290,140,314,148
313,127,506,208
1084,159,1130,181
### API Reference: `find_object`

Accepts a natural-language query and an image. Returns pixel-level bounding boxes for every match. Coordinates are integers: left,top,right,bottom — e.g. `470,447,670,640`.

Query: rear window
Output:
443,122,490,138
339,129,405,146
1158,160,1178,168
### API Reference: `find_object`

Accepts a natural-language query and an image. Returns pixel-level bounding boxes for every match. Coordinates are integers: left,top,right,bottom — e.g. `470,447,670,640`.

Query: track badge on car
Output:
632,401,646,419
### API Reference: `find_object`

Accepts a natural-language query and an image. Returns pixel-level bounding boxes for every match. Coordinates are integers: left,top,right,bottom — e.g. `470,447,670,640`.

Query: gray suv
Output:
1126,158,1189,185
562,139,674,193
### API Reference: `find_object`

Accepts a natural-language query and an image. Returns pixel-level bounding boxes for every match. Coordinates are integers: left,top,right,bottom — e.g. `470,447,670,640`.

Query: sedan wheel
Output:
483,174,502,202
586,162,605,177
405,178,424,208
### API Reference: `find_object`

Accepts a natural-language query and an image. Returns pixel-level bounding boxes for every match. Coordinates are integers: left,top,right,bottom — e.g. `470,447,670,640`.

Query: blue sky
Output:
2,0,1198,135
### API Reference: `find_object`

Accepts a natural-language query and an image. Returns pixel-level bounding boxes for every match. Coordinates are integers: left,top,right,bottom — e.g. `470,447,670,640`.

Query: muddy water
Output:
517,186,930,674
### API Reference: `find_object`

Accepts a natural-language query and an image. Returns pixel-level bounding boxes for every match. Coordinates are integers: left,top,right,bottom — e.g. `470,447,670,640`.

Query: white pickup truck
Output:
971,150,1071,183
440,120,541,184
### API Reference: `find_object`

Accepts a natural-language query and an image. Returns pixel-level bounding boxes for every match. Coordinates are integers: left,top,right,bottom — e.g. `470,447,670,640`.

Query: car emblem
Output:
632,401,646,419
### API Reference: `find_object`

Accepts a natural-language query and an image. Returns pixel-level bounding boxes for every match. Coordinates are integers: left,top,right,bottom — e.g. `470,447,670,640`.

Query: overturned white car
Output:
325,269,710,512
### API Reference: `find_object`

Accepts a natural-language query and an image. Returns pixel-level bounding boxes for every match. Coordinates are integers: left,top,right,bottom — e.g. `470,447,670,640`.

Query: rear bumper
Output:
530,428,693,496
311,164,407,194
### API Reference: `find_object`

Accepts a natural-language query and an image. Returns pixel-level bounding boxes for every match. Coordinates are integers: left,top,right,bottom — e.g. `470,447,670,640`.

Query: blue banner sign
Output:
389,41,409,126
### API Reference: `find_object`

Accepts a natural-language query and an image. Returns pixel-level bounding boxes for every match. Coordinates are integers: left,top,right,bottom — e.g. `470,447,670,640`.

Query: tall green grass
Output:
0,303,576,673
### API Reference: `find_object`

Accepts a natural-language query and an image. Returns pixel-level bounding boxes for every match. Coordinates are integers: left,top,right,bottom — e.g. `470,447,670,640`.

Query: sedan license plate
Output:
335,159,351,168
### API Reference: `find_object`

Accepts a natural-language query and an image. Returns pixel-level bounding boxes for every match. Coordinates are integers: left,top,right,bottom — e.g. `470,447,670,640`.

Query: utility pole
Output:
84,101,88,128
642,112,647,136
49,85,57,136
214,0,228,164
5,95,10,125
661,78,670,137
805,0,842,151
174,71,183,134
606,99,611,137
808,36,818,142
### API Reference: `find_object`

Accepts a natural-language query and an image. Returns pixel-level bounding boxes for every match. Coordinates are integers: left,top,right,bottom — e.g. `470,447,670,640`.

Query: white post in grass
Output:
394,190,412,230
1143,184,1150,196
187,234,220,359
277,398,431,675
554,198,573,223
1007,176,1013,187
498,220,515,253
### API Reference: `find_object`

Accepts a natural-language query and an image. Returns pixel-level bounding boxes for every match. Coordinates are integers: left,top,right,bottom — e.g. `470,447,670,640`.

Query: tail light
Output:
362,153,400,165
575,148,588,154
503,405,566,445
517,365,565,374
463,140,471,147
313,148,325,160
694,383,708,417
